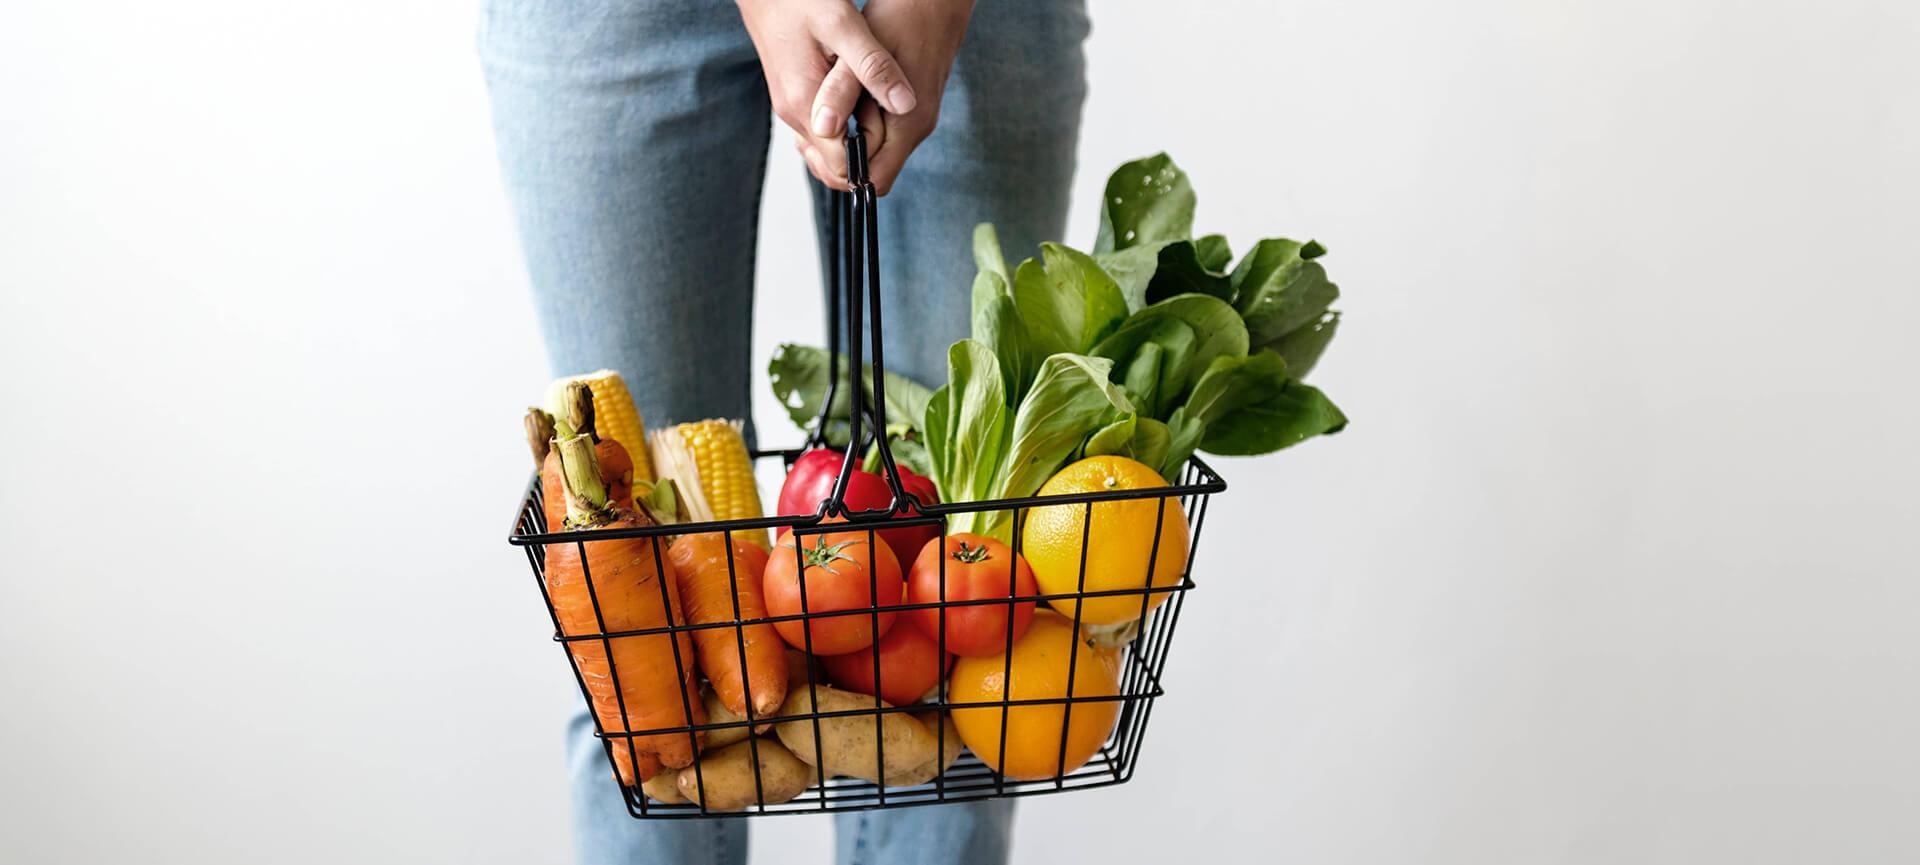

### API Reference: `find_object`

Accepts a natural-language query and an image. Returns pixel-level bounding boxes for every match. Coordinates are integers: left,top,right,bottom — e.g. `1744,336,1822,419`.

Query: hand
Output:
812,0,975,194
736,0,917,190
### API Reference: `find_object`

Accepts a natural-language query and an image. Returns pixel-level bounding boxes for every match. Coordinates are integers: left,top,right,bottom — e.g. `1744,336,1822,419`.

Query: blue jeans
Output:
480,0,1088,862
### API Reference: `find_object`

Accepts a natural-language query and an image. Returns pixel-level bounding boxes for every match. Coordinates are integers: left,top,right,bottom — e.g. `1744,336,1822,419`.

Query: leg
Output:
834,799,1017,865
480,1,765,861
826,1,1089,861
482,0,772,429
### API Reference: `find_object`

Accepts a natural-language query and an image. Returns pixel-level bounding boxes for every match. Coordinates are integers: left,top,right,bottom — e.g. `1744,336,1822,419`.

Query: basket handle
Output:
804,122,920,520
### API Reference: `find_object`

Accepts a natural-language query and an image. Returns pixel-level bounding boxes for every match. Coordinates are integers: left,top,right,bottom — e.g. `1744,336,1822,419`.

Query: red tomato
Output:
775,448,941,568
906,534,1038,657
820,618,953,706
763,527,904,656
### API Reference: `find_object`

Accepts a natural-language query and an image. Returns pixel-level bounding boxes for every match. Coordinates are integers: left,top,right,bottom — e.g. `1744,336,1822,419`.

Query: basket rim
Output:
508,450,1226,546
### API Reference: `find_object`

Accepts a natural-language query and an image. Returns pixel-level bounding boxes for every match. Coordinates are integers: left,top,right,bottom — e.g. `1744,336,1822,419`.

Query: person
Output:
480,0,1089,861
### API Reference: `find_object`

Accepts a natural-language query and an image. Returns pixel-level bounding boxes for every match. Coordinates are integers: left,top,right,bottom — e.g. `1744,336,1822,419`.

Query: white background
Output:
3,0,1917,862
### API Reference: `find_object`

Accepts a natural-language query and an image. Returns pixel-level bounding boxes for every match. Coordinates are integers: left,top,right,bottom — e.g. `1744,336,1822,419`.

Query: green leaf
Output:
1091,294,1249,413
943,340,1010,504
1096,238,1232,313
1120,343,1164,417
1158,409,1206,481
768,343,938,445
973,223,1009,285
1264,311,1340,380
1085,414,1172,472
1194,234,1232,273
1203,381,1347,454
1183,350,1347,455
973,289,1035,405
1094,153,1196,254
983,354,1135,538
1012,243,1129,358
1093,244,1162,312
1082,415,1136,459
1145,240,1233,306
1230,238,1339,346
924,384,952,496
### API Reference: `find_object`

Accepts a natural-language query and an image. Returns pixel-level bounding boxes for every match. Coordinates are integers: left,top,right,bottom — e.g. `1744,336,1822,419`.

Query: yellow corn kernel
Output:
547,370,652,482
650,419,768,547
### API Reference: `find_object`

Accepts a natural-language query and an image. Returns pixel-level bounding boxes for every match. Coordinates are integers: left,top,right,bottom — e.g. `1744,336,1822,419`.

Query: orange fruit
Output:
948,611,1122,780
1021,456,1188,625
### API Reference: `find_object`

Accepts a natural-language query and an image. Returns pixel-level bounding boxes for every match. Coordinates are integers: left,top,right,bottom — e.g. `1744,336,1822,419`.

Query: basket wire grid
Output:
506,126,1226,818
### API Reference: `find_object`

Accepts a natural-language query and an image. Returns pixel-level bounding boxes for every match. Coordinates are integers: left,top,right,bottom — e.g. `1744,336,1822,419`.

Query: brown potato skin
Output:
641,770,685,804
676,739,816,811
703,689,753,750
773,684,936,784
885,712,963,787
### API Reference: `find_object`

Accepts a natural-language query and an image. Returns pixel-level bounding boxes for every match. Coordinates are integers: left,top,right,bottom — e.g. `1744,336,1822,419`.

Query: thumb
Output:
813,12,916,116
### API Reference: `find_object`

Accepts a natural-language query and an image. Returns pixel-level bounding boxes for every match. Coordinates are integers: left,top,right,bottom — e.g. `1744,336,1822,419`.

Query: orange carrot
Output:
527,399,634,533
669,532,789,721
545,433,705,784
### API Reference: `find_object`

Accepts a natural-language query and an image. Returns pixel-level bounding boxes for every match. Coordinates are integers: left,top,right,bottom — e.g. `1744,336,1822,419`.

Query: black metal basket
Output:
506,127,1226,818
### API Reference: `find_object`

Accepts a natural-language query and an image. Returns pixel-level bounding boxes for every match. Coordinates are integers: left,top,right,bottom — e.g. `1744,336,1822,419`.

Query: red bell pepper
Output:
776,448,941,567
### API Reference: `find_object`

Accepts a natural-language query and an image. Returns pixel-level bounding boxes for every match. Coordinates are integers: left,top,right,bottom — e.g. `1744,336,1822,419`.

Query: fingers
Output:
809,60,862,139
863,108,932,197
813,7,916,116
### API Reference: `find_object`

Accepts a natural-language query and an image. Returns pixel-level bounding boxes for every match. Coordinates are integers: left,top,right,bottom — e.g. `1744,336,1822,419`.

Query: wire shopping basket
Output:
507,127,1226,818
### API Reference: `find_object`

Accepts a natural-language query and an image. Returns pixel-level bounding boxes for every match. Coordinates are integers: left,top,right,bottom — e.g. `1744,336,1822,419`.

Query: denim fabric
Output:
482,0,1086,861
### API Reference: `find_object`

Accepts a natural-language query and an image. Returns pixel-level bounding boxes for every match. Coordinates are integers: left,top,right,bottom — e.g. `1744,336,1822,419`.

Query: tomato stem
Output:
802,536,861,572
949,540,993,564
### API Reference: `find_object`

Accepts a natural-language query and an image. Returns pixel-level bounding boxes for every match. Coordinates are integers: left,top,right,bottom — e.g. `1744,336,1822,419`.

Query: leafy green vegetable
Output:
978,353,1135,538
1083,414,1173,473
1012,243,1129,358
931,341,1011,525
1268,311,1340,380
1091,294,1248,417
1094,153,1195,254
971,269,1035,405
1193,234,1232,272
1183,350,1347,454
1097,238,1232,312
973,223,1009,286
788,152,1349,527
1231,238,1339,348
768,343,936,446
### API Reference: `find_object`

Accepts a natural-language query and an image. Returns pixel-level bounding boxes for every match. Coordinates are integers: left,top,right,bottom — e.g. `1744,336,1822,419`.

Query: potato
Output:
884,712,964,788
773,684,936,784
641,770,685,805
676,738,817,811
703,688,752,750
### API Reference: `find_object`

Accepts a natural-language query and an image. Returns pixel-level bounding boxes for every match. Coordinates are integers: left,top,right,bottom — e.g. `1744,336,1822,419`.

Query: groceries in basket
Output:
508,152,1347,814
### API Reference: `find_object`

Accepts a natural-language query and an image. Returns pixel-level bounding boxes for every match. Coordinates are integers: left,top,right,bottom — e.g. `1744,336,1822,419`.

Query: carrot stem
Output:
556,433,613,528
525,408,557,467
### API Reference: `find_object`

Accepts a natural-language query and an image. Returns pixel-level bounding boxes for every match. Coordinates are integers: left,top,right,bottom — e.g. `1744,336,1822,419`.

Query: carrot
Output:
526,392,634,533
545,433,705,784
668,532,789,721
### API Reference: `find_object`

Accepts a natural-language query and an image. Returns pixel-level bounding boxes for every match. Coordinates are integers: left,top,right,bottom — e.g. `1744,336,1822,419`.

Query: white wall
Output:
3,0,1916,862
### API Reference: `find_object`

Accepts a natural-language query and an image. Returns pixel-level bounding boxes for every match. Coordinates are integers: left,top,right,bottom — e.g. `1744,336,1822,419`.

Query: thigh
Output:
481,0,773,425
567,706,747,865
812,0,1091,388
833,799,1017,865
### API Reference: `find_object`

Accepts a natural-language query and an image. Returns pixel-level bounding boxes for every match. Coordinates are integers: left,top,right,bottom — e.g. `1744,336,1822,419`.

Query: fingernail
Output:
886,83,917,114
811,105,841,138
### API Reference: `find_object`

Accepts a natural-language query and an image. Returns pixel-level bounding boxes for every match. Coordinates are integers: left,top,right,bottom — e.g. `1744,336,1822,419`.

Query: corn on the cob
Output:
547,370,652,482
650,419,768,547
